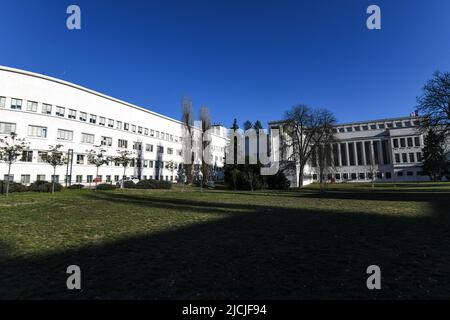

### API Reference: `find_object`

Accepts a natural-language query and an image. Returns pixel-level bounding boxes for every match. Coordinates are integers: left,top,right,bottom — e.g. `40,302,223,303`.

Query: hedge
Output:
135,179,172,189
96,183,116,190
27,181,63,193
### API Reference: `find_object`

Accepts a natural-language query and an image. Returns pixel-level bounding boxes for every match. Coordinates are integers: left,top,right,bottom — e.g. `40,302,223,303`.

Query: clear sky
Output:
1,0,449,128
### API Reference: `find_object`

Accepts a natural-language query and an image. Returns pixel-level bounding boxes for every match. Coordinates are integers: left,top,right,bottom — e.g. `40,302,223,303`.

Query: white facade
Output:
269,115,442,186
0,66,228,185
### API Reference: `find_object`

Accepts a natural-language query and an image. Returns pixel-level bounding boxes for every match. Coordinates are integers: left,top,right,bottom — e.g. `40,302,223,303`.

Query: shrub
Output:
96,183,116,190
0,181,28,194
123,180,136,189
27,181,63,193
67,184,84,190
266,172,291,190
135,179,172,189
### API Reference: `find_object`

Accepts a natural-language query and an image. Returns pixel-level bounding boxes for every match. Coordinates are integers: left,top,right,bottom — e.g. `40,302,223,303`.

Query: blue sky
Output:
1,0,449,127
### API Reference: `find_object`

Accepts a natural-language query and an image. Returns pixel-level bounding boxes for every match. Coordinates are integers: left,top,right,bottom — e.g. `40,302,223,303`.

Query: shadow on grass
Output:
1,190,449,299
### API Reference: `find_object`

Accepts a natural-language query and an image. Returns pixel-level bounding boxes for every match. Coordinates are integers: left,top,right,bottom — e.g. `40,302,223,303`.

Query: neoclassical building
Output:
0,66,228,185
269,115,436,187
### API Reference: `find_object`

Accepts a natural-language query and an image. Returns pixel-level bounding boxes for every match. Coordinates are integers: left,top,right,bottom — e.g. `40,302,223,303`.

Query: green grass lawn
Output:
1,183,450,299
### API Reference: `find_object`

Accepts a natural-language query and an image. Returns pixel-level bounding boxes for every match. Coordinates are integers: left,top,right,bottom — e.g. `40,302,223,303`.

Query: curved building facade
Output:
0,66,228,185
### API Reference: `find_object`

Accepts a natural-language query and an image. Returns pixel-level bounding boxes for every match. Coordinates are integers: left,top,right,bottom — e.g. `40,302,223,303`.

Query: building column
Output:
337,143,342,167
353,142,358,166
346,142,350,166
362,141,367,166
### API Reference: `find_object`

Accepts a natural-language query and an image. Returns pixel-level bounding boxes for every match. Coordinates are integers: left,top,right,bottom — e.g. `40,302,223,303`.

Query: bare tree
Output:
113,150,135,189
283,105,337,188
0,133,28,196
416,71,450,137
41,144,67,193
315,137,335,192
87,147,111,188
199,106,212,185
181,96,194,184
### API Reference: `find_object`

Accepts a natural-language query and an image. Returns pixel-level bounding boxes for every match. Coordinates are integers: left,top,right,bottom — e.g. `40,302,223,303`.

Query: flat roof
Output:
269,115,419,127
0,65,185,125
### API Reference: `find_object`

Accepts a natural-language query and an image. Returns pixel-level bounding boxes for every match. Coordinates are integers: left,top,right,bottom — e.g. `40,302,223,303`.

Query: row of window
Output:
18,150,182,168
3,174,178,184
312,170,424,181
392,136,421,149
0,96,183,143
0,122,182,155
334,119,419,133
394,152,422,164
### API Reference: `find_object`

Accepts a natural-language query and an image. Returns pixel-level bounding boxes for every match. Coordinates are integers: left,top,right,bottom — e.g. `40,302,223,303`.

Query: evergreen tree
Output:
422,129,447,181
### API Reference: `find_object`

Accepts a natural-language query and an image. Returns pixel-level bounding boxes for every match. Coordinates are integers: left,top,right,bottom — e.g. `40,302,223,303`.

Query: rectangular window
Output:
149,160,154,168
76,175,83,183
348,142,355,166
3,174,13,182
400,138,406,148
409,153,415,163
402,153,408,163
124,123,129,131
68,109,77,119
57,129,73,141
21,175,31,184
81,133,95,144
108,119,114,128
373,141,380,165
0,96,5,108
116,121,123,130
133,142,142,150
42,103,52,114
157,146,164,154
114,175,120,182
150,129,155,137
87,175,93,183
156,131,160,138
167,148,173,155
37,174,46,181
56,106,65,117
106,175,111,182
101,136,112,146
27,101,38,112
11,98,22,110
144,128,149,135
131,125,136,133
76,154,85,165
38,151,47,163
416,152,422,162
146,144,153,152
393,139,399,148
28,125,47,138
0,122,16,134
99,117,106,126
414,137,420,147
118,139,128,148
340,143,347,166
79,112,87,121
381,140,390,164
407,137,413,147
395,153,400,163
356,142,363,166
89,114,97,124
138,126,143,134
21,151,33,162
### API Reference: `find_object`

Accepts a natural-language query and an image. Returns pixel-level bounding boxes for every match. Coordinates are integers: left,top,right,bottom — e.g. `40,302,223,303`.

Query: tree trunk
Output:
298,164,305,188
5,163,11,197
52,166,56,194
95,166,99,191
122,166,126,189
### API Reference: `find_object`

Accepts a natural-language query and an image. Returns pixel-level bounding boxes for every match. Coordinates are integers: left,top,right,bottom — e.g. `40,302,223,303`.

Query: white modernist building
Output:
269,115,443,187
0,66,228,186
